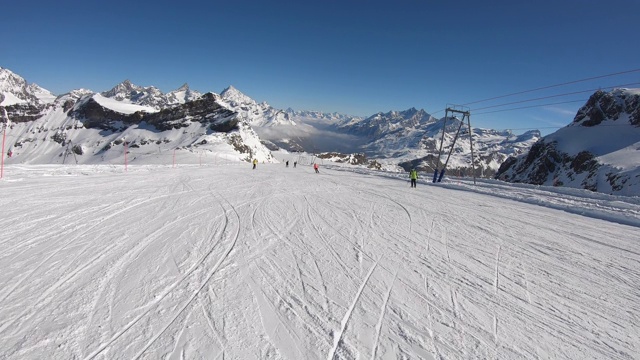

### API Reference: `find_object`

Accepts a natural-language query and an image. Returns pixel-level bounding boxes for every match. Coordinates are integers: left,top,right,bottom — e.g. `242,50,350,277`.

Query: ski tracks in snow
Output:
494,244,502,295
3,165,640,359
327,259,379,360
371,271,397,360
84,186,241,359
0,188,204,337
131,197,242,359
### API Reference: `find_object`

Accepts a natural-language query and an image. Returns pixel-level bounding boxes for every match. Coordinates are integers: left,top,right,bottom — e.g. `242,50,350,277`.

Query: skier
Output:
314,163,319,174
410,168,418,188
294,161,297,168
286,160,289,167
252,158,258,170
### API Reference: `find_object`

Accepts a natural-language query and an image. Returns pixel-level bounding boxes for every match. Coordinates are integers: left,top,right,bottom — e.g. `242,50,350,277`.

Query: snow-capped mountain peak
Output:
102,80,162,103
0,67,54,106
176,83,190,92
216,86,296,128
220,85,256,106
110,79,137,92
101,80,202,109
27,83,56,104
0,67,28,93
166,83,202,105
339,107,437,139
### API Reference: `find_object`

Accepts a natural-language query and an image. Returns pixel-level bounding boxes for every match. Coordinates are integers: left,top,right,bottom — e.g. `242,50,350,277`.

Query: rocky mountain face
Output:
496,89,640,195
2,102,46,123
0,69,273,165
70,93,237,132
574,89,640,127
0,67,56,123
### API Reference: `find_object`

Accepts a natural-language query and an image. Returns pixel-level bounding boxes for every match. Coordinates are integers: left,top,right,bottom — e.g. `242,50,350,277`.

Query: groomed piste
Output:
0,163,638,359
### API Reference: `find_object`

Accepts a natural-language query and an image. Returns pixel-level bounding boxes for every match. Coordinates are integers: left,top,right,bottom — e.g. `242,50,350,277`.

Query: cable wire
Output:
474,99,587,115
462,68,640,106
471,82,640,112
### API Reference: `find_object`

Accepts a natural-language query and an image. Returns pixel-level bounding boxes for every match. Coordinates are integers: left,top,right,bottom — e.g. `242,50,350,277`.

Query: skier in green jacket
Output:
410,168,418,188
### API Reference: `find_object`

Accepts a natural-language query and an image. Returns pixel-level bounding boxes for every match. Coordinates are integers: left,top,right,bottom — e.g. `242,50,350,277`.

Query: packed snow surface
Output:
0,164,639,359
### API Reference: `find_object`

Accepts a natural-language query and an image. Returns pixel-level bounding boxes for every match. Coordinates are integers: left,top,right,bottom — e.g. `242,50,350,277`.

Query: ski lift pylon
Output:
433,105,476,185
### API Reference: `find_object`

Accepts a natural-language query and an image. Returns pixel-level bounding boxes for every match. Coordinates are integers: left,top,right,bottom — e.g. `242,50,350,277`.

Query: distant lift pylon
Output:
432,105,476,185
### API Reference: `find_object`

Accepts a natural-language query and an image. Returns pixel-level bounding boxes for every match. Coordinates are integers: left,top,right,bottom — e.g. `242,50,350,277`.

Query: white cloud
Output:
255,123,367,153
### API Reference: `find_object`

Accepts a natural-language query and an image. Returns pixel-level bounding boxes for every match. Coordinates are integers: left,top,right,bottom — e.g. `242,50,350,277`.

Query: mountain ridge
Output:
0,66,544,174
496,88,640,195
0,68,273,165
3,66,638,194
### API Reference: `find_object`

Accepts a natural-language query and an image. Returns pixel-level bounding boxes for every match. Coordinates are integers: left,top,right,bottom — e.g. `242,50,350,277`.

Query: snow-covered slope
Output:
92,93,159,114
496,88,640,195
0,164,638,359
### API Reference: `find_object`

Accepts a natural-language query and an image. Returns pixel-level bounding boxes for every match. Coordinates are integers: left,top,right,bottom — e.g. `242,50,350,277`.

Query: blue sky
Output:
2,0,639,135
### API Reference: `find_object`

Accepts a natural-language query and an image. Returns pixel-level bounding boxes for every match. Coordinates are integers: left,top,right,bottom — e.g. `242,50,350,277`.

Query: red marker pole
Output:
124,141,128,172
1,123,6,179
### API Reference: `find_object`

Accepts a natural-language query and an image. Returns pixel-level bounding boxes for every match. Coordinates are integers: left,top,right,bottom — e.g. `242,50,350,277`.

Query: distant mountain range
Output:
0,67,274,165
213,85,541,176
1,66,638,194
101,79,202,109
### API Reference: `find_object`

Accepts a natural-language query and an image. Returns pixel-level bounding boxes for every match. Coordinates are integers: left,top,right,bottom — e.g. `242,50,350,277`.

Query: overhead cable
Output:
462,68,640,106
474,99,587,115
471,82,640,112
